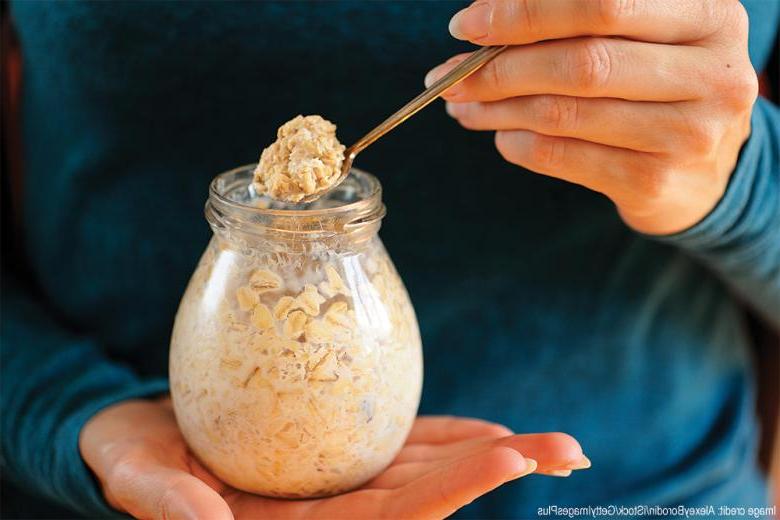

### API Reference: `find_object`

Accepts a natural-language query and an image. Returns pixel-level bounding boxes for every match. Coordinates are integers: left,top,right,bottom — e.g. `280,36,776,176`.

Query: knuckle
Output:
482,57,510,94
724,1,750,38
495,131,567,170
507,0,538,37
437,461,465,508
723,69,758,111
684,121,719,156
535,95,579,133
568,39,613,93
158,480,187,520
105,453,145,498
636,161,672,200
700,1,723,33
710,59,758,113
596,0,637,27
528,134,567,170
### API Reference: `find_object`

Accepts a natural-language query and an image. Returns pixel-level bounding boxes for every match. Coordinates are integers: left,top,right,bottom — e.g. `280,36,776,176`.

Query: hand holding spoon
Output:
298,45,507,203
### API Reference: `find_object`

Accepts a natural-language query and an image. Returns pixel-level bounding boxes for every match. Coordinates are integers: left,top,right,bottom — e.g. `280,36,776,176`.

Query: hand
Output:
427,0,758,235
80,397,588,519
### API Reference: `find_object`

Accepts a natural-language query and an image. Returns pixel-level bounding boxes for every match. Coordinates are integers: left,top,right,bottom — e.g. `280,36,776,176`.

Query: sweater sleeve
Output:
0,274,169,518
656,96,780,328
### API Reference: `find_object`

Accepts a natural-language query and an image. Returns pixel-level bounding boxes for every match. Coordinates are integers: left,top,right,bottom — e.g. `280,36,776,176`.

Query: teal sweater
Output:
2,1,779,518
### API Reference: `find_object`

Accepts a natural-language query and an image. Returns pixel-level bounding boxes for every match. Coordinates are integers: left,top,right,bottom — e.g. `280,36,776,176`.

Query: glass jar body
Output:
169,172,422,498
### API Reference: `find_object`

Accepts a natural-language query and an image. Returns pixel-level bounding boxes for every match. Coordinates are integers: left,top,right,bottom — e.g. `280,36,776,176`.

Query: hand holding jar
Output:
429,0,758,235
80,398,588,520
79,167,589,519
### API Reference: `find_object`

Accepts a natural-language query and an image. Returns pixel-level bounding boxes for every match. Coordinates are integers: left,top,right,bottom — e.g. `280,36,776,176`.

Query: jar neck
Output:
205,165,386,251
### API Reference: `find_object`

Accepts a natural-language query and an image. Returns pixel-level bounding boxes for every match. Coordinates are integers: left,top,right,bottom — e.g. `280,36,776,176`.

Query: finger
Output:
446,96,710,153
368,444,555,490
230,449,524,520
394,435,494,464
405,415,513,445
385,447,535,519
396,431,586,471
373,443,590,489
364,447,568,489
106,460,234,520
364,461,435,490
537,469,574,477
425,38,712,102
494,129,656,204
448,0,731,45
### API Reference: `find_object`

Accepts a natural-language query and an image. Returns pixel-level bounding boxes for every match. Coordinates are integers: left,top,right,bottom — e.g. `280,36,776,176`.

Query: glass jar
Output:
169,165,423,499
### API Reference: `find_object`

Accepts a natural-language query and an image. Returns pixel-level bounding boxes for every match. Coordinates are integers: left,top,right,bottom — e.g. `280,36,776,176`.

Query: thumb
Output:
106,460,234,520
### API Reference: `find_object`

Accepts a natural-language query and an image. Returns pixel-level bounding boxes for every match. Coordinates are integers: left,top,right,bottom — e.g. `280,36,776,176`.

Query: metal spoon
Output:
299,45,508,203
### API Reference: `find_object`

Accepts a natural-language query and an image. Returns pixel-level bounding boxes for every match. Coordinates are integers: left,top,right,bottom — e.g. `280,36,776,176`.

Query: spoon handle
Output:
346,45,508,159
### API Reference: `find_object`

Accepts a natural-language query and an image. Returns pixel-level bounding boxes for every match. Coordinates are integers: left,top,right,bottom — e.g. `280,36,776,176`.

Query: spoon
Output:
299,45,508,203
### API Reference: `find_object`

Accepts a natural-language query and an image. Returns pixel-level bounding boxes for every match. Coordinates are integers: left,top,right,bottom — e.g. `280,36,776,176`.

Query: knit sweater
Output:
2,1,779,518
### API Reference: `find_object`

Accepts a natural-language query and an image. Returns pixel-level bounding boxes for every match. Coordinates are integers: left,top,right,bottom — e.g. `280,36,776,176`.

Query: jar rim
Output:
206,164,385,238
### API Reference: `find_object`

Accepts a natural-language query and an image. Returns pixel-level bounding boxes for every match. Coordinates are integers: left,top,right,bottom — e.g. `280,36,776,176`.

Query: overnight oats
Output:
169,166,423,498
253,115,346,203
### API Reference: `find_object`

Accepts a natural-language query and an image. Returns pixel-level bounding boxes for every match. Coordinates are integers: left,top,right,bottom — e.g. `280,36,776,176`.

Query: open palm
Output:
81,398,587,519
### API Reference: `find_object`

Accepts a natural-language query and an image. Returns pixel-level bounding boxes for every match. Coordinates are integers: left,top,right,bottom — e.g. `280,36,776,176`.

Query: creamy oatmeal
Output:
253,115,346,203
170,237,422,498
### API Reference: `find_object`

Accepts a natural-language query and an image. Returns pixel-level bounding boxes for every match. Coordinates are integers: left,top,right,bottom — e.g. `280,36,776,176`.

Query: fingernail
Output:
556,455,591,471
549,455,592,472
449,1,492,41
546,469,573,477
569,455,591,470
515,457,538,477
